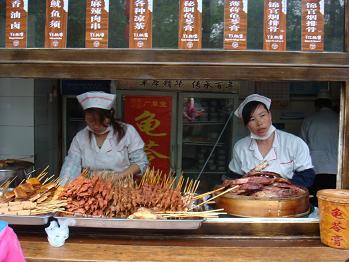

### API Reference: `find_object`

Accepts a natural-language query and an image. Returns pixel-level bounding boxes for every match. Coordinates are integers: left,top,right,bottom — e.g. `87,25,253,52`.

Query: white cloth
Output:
229,129,313,180
234,94,271,118
300,108,339,174
77,91,116,110
60,124,145,184
250,125,276,140
86,125,112,135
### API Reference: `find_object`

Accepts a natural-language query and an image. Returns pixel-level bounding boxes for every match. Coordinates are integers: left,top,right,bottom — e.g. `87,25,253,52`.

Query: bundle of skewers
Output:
60,168,227,219
0,166,66,215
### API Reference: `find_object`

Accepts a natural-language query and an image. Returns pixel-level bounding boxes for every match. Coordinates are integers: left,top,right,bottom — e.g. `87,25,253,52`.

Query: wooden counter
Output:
15,229,349,262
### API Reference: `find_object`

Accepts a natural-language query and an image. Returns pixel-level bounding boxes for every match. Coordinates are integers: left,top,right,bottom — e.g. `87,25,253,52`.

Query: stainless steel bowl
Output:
0,160,34,187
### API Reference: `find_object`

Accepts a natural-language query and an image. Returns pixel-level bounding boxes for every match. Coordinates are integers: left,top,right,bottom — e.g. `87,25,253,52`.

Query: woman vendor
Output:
59,91,148,185
228,94,315,188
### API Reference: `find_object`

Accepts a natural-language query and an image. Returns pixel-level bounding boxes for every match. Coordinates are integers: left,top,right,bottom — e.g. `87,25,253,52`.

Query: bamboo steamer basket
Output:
318,189,349,249
215,187,310,217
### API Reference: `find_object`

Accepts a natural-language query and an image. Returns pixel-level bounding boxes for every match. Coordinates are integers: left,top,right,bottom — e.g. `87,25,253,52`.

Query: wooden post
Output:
345,0,349,52
340,81,349,189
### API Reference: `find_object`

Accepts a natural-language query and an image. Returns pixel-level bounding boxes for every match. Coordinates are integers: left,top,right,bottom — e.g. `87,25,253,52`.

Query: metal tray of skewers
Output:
55,216,203,230
0,214,50,225
0,166,65,226
53,168,225,230
0,167,225,229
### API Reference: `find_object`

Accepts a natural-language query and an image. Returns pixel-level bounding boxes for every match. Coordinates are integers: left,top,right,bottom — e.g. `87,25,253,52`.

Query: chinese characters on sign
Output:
178,0,202,49
301,0,324,51
45,0,68,48
117,80,239,93
123,96,172,172
328,207,346,248
263,0,287,51
224,0,248,50
129,0,152,48
85,0,109,48
5,0,28,48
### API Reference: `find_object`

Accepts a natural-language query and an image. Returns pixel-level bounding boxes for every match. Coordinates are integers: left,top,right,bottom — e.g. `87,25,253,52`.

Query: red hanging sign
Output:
263,0,287,51
85,0,109,48
5,0,28,48
178,0,202,49
123,96,172,173
224,0,248,50
301,0,324,51
129,0,152,48
45,0,68,48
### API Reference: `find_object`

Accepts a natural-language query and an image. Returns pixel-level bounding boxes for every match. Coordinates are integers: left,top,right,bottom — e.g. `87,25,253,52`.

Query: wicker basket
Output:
318,189,349,249
215,188,310,218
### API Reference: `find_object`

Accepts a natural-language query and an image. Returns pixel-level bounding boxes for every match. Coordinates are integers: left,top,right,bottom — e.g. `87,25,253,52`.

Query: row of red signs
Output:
5,0,324,51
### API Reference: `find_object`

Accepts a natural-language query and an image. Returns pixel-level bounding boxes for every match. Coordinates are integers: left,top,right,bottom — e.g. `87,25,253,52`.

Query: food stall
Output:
0,0,349,260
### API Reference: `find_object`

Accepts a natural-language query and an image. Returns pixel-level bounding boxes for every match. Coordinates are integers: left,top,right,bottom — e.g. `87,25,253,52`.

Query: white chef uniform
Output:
59,91,147,185
300,107,339,174
229,129,313,180
60,124,145,184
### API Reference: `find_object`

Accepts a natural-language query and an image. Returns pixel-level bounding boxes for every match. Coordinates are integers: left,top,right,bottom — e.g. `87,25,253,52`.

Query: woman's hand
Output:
117,164,141,179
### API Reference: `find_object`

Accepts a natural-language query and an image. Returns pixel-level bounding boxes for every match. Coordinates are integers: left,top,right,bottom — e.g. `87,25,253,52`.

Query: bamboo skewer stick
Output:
26,168,39,180
156,208,225,214
18,178,26,185
183,177,189,193
0,177,11,188
37,166,49,181
191,186,239,210
43,174,55,185
187,180,193,194
193,180,200,194
193,186,225,200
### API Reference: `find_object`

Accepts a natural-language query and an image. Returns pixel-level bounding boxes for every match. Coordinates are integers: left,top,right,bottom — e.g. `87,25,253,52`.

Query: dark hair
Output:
85,108,126,142
315,98,332,109
242,101,269,126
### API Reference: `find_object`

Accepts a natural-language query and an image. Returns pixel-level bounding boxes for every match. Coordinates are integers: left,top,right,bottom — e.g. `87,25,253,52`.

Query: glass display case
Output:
178,93,238,193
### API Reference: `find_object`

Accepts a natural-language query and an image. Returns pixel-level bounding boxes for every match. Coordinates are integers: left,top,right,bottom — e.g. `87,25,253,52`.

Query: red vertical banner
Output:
85,0,109,48
123,96,172,172
5,0,28,48
45,0,68,48
178,0,202,49
263,0,287,51
224,0,248,50
129,0,152,48
301,0,324,51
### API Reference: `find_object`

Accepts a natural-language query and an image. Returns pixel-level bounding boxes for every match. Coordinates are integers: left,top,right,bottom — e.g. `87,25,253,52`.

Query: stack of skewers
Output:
60,168,228,219
0,166,67,215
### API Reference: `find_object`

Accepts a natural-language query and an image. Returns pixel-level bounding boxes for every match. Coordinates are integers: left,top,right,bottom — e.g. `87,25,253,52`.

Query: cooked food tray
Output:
0,215,49,225
55,217,203,230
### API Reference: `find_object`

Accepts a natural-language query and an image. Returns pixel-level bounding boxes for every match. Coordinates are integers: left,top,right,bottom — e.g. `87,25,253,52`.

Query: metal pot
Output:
0,160,34,187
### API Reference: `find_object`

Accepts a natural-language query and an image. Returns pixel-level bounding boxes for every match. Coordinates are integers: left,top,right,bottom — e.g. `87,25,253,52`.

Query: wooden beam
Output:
0,49,348,80
18,235,349,262
345,0,349,52
0,48,348,64
0,64,347,81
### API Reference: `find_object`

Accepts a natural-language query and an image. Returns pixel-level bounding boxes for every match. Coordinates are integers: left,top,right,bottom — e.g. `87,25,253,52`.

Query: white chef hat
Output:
234,94,271,118
77,91,116,110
